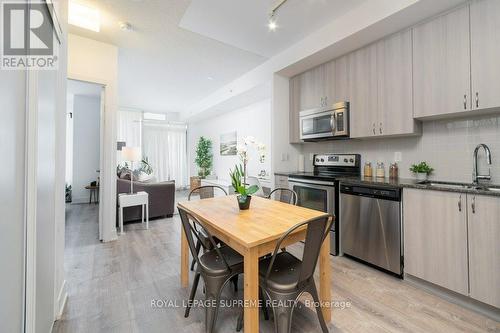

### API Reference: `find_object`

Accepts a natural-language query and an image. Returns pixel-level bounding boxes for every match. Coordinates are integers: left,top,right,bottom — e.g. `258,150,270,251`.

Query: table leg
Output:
181,225,189,288
145,203,149,229
243,247,259,333
141,204,144,225
89,190,92,204
319,230,331,322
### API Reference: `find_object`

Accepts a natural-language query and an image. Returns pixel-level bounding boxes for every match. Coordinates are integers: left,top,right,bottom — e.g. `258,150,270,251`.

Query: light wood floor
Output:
53,194,500,333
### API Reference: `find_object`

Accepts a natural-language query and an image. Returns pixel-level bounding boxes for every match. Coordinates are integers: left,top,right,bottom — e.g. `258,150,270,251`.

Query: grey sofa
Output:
117,178,175,223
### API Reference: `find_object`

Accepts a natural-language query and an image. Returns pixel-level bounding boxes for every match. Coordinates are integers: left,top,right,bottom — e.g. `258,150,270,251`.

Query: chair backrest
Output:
267,188,298,205
178,208,230,273
263,214,332,289
189,185,228,200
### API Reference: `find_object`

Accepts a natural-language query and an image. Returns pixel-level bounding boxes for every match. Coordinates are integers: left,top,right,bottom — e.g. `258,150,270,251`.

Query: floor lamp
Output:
121,147,141,194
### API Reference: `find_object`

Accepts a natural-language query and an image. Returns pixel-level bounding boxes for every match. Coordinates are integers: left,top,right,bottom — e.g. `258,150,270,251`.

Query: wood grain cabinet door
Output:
349,43,378,138
377,29,416,136
467,194,500,308
403,189,469,295
412,5,471,118
289,75,301,143
470,0,500,110
333,55,350,103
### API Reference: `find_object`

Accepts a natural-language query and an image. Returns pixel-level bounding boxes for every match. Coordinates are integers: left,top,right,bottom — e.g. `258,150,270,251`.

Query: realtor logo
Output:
1,1,58,69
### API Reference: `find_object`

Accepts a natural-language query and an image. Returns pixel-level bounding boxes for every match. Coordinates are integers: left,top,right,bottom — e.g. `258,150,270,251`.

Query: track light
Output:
267,0,288,32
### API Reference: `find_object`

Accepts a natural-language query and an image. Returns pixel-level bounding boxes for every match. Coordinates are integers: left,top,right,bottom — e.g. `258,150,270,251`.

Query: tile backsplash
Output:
300,114,500,183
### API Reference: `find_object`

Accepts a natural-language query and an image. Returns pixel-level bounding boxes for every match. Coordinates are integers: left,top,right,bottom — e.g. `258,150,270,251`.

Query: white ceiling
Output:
67,79,102,97
69,0,266,113
180,0,366,58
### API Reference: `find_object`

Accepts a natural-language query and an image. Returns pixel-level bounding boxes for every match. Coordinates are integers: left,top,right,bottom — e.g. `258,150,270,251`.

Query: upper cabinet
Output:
348,42,378,138
298,64,328,111
470,0,500,110
414,1,500,118
413,5,471,118
377,29,420,137
350,30,419,138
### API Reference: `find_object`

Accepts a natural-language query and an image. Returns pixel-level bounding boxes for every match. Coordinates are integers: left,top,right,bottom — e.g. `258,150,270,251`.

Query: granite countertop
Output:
274,171,298,176
338,176,500,197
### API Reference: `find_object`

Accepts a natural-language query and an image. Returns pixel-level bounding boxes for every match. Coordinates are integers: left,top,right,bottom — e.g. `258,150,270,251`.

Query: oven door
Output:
288,178,337,255
300,110,335,140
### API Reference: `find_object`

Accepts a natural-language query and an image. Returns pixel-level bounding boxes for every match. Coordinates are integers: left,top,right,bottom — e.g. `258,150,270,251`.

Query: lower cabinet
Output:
404,189,500,307
467,194,500,308
403,189,468,295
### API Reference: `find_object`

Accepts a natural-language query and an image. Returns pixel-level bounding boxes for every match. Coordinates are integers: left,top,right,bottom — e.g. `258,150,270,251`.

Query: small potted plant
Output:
230,164,259,210
229,136,266,210
409,161,434,182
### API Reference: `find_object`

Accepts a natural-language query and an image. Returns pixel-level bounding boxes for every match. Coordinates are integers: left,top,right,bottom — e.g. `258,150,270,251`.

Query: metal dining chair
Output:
237,214,332,333
178,208,243,332
267,188,298,205
189,185,228,272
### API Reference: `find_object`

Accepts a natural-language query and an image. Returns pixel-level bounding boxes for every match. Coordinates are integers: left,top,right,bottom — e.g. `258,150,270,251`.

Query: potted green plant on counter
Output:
410,161,434,182
230,164,259,210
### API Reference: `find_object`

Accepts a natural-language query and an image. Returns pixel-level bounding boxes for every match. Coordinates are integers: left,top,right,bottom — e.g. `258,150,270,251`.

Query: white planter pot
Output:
416,173,428,181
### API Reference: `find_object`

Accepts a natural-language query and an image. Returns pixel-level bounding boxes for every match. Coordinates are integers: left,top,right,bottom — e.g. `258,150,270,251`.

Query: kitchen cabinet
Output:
298,64,327,111
348,42,378,138
470,0,500,111
332,55,350,102
289,75,301,143
274,175,289,190
413,6,471,118
377,29,420,136
467,194,500,308
403,189,469,295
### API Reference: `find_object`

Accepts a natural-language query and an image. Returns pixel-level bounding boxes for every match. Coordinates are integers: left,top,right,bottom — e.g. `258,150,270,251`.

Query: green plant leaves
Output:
409,161,434,174
195,136,213,178
246,185,259,195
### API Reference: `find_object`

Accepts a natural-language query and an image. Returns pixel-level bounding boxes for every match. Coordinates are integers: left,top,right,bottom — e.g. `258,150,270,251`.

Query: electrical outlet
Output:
394,152,402,163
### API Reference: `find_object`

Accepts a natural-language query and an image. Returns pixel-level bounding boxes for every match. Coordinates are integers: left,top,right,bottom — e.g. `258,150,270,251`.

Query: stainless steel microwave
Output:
299,101,349,141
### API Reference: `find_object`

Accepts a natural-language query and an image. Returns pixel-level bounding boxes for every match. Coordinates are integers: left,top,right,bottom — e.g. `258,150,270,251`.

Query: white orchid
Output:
244,136,255,145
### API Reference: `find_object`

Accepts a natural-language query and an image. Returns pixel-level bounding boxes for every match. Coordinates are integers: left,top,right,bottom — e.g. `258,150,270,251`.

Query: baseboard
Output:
55,280,68,320
405,274,500,322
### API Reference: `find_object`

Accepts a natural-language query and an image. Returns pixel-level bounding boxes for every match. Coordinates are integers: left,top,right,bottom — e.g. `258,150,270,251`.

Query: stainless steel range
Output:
288,154,361,255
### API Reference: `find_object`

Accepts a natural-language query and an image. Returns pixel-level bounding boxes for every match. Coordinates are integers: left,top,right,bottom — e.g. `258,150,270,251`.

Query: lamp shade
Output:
121,147,141,162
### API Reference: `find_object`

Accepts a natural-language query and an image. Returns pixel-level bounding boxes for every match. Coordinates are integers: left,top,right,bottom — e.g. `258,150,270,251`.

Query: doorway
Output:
65,79,104,239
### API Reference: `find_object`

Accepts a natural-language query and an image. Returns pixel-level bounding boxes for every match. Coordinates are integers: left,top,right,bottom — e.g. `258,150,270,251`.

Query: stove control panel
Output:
314,154,360,167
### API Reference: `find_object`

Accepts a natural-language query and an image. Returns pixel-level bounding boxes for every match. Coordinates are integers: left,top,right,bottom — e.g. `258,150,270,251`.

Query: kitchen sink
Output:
419,181,500,193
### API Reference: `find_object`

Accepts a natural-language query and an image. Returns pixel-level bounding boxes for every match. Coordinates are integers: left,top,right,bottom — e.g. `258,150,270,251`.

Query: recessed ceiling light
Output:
207,76,214,81
68,1,100,32
119,21,133,32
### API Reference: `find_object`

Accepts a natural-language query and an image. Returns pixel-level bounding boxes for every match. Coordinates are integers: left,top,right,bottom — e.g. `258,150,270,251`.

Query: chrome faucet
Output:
473,144,492,184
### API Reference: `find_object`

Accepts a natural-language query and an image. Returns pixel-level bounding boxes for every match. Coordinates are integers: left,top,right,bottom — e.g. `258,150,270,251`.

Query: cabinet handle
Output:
463,94,467,110
471,196,476,214
372,123,376,135
475,92,479,108
324,96,328,106
379,122,383,134
458,195,462,212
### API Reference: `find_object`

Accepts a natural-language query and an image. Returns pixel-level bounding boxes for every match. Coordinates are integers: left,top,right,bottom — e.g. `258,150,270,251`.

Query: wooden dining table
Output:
177,195,332,333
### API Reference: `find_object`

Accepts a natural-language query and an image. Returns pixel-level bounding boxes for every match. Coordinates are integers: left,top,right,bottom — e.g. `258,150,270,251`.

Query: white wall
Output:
68,34,118,241
0,55,27,333
188,99,272,182
71,95,101,203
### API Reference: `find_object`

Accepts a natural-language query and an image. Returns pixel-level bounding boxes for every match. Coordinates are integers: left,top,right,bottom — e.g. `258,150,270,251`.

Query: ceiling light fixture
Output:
268,0,288,32
68,1,100,32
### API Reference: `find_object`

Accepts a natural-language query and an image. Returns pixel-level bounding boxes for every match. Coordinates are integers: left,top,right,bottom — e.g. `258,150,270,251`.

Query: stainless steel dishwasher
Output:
340,183,402,276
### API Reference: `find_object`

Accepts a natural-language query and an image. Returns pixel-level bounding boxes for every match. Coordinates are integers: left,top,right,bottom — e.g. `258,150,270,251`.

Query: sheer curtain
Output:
143,123,188,188
117,110,142,162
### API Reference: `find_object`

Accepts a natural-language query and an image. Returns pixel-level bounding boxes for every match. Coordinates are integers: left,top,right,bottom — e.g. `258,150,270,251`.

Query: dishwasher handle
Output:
340,184,401,201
